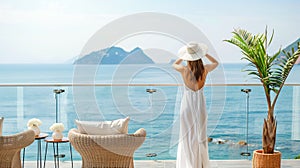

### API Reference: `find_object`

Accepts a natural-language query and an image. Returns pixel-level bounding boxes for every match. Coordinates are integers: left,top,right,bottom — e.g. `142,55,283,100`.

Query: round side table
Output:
43,137,73,168
22,133,48,168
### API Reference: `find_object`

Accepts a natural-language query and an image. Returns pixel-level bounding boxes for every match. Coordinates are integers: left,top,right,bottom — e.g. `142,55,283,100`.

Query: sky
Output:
0,0,299,63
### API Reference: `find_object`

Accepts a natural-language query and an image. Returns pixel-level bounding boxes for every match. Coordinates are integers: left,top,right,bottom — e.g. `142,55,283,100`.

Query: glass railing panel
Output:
0,86,78,162
0,87,19,134
292,86,300,141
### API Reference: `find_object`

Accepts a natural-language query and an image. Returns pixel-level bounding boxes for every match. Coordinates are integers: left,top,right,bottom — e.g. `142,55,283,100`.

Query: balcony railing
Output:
0,83,299,161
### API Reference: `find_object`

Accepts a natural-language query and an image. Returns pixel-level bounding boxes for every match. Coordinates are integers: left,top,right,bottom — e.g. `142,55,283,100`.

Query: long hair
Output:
187,59,205,81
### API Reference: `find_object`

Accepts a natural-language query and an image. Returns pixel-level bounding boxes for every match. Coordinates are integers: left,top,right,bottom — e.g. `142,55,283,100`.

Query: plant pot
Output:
252,149,281,168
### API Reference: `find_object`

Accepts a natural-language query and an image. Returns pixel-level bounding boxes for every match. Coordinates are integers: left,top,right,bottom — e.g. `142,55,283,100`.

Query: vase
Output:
30,125,40,136
52,130,63,140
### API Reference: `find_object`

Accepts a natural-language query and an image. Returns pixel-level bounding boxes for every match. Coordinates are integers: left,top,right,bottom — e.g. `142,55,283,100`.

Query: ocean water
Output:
0,63,299,161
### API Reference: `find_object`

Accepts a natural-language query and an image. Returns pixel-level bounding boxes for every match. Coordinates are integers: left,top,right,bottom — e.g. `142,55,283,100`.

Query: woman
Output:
173,42,218,168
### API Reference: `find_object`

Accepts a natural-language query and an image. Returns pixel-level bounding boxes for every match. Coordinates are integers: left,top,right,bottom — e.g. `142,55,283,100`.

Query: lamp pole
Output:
53,89,65,123
145,88,158,158
241,89,251,157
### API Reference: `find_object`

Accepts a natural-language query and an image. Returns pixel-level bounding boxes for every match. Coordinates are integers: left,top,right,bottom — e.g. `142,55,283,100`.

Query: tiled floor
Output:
24,159,300,168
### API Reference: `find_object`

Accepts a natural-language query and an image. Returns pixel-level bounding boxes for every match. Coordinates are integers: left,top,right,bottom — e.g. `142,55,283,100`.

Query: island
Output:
74,46,155,64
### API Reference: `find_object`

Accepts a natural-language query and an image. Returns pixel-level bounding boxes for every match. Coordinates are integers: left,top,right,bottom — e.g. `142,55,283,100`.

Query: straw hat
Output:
178,42,208,61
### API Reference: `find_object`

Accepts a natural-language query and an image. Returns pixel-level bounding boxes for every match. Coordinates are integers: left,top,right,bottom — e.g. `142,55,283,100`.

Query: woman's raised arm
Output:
204,54,219,72
172,58,185,73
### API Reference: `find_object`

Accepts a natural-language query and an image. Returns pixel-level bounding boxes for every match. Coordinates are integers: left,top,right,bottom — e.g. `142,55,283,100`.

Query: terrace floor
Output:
24,159,300,168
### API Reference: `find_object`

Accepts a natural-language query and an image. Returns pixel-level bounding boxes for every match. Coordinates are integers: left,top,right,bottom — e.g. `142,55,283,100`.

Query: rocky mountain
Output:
74,47,154,64
281,38,300,64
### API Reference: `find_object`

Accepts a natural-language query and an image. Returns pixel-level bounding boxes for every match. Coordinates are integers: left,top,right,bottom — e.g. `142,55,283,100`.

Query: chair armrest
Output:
131,128,146,137
0,129,35,150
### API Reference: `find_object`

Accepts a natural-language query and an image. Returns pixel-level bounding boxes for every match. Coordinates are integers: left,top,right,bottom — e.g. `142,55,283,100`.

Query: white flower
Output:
27,118,42,128
49,123,65,132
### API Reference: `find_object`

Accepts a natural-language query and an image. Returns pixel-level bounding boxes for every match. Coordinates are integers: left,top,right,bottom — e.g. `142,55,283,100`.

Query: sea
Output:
0,63,299,161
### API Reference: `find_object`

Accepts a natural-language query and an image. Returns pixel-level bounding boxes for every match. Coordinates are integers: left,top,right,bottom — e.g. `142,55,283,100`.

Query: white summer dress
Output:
176,85,210,168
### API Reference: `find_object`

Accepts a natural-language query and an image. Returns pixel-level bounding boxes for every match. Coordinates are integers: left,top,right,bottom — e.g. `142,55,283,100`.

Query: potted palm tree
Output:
225,28,300,168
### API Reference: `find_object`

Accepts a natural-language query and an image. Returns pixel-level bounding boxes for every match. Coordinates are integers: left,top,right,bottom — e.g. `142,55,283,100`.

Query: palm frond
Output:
271,43,300,109
267,29,275,47
225,28,299,115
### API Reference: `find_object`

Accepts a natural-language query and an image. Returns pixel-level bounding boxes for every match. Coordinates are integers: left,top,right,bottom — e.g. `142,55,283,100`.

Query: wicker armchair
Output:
68,128,146,168
0,129,35,168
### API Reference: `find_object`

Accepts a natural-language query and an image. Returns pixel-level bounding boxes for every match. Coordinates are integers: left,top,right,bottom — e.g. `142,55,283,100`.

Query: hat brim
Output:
178,43,208,61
